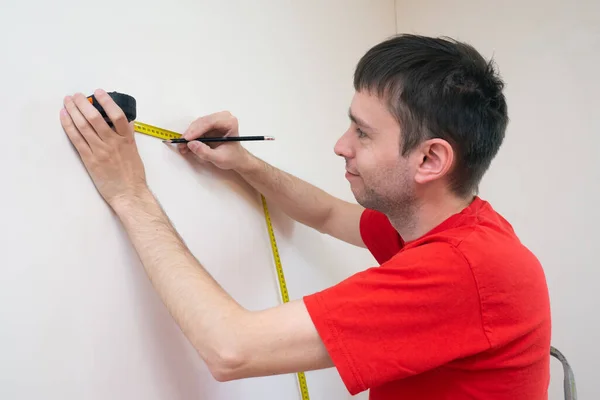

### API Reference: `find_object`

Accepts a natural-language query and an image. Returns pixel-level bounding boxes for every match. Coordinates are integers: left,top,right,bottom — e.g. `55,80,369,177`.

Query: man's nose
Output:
334,130,354,159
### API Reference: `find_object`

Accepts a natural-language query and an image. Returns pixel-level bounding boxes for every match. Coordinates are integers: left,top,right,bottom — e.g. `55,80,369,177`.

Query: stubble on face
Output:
340,90,421,231
353,155,419,230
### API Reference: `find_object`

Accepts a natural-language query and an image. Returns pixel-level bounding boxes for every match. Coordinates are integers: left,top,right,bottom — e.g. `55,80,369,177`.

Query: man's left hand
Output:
60,89,148,207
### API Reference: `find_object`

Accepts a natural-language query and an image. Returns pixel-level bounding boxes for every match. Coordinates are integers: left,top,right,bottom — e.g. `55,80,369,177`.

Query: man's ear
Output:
414,138,454,184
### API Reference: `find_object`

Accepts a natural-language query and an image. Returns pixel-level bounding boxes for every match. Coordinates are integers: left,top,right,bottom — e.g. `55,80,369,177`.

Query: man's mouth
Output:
345,160,359,177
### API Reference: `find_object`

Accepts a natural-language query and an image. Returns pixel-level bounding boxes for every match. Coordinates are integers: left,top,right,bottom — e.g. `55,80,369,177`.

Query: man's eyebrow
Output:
348,108,373,130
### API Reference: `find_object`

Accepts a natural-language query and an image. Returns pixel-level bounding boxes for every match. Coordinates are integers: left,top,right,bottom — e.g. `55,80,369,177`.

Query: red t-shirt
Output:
303,196,551,399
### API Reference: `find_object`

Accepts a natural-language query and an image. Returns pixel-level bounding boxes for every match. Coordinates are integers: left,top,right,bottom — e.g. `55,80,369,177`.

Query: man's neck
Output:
388,192,475,243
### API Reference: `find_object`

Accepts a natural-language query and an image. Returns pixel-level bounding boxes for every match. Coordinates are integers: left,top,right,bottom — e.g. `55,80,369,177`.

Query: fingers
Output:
177,143,189,155
63,95,105,151
93,89,131,137
72,93,113,142
60,107,92,158
187,141,213,162
183,111,238,140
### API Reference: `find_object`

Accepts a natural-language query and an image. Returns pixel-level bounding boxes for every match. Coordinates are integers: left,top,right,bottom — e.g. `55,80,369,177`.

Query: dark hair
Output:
354,34,508,197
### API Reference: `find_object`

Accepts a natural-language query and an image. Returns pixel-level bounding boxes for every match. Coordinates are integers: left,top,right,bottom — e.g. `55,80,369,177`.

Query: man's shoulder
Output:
408,198,547,295
361,197,547,282
408,198,551,347
443,198,544,277
407,197,535,262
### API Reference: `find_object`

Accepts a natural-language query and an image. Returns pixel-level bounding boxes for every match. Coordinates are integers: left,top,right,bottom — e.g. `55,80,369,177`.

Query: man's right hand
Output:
179,111,366,249
179,111,250,171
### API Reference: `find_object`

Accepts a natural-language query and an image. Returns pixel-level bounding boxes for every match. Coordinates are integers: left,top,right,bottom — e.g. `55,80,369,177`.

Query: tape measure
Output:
87,91,137,127
89,91,310,399
133,121,182,141
260,194,311,400
86,91,182,141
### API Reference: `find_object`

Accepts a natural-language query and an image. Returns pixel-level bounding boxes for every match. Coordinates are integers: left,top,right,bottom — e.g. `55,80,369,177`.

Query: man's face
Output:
334,90,418,213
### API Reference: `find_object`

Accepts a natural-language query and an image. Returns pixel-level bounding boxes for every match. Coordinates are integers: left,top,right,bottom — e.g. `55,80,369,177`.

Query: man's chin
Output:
350,188,368,207
347,179,371,204
351,187,382,211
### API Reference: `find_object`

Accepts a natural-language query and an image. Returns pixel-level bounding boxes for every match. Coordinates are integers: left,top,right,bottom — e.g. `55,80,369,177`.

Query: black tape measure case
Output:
87,92,136,127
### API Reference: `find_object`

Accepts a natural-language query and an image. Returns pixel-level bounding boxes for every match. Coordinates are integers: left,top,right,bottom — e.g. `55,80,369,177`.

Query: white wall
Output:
0,1,395,399
394,0,600,399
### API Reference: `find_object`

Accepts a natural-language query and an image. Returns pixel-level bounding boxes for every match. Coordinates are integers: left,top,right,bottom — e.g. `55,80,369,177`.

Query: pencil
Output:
164,136,274,143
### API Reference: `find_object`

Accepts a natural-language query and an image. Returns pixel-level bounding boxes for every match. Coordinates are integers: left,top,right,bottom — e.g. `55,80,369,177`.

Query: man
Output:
59,34,551,399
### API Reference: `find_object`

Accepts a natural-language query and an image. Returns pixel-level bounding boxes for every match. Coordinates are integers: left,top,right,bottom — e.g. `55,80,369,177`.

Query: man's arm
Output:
180,112,367,248
58,91,334,381
235,152,366,247
112,190,334,381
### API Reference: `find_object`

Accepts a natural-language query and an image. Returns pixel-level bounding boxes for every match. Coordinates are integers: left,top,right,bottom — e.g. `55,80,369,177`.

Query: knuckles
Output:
111,113,126,125
94,148,111,162
186,110,239,139
89,113,104,127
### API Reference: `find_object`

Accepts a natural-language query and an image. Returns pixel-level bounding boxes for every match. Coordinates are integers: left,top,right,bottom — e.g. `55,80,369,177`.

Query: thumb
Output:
187,141,213,161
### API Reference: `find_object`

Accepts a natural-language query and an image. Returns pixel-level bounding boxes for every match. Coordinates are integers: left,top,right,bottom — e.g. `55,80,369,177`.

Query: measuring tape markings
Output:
133,121,182,140
134,122,311,400
260,194,311,400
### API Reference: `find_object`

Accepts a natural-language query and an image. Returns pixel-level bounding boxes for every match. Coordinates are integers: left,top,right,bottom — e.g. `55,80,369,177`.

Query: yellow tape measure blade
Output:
260,194,291,304
260,194,310,400
133,121,182,141
298,372,310,399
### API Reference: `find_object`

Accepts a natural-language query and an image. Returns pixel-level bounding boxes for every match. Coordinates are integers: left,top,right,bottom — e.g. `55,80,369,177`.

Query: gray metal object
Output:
550,346,577,400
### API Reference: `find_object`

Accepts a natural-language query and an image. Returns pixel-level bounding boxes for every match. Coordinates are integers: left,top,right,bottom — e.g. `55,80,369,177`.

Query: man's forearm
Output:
59,92,334,381
111,189,245,375
235,151,338,232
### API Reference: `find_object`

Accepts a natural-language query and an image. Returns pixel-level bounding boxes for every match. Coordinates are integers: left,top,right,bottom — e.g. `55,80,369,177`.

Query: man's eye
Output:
356,128,366,137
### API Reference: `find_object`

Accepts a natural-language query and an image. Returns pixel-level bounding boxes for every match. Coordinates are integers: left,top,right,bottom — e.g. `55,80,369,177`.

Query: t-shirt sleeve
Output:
359,208,404,264
302,242,491,395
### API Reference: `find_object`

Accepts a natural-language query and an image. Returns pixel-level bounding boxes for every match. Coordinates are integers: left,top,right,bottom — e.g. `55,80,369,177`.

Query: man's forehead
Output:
349,91,396,130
